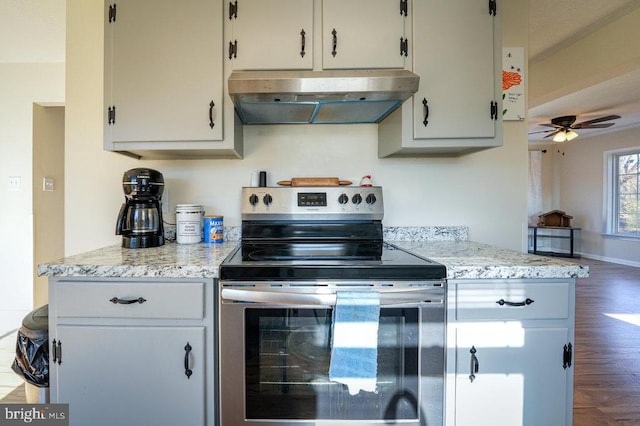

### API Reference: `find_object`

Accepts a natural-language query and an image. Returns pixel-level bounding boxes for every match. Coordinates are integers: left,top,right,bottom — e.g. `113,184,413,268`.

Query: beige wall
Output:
65,0,529,257
33,105,65,307
554,127,640,266
0,63,64,334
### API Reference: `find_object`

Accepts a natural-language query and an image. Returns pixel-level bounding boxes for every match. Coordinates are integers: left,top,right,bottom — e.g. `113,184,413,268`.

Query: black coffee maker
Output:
115,168,165,248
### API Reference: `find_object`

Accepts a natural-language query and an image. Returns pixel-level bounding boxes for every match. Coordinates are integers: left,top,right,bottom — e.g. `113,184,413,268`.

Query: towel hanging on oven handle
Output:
221,288,441,306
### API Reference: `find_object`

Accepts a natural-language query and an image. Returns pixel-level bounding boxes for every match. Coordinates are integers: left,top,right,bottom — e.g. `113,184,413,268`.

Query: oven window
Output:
245,308,419,421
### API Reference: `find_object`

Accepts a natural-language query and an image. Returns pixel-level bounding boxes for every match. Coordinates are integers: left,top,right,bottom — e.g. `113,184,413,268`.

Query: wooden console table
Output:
528,226,581,258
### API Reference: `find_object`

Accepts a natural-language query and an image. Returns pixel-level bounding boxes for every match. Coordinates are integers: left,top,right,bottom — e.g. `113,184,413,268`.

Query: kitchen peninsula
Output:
39,227,588,426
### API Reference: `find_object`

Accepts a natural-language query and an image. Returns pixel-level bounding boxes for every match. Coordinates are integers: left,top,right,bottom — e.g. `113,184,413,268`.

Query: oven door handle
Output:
220,288,441,306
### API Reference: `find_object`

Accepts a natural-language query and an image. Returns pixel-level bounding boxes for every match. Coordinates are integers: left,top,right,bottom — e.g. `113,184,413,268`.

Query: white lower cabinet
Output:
446,279,575,426
55,326,205,426
48,278,215,426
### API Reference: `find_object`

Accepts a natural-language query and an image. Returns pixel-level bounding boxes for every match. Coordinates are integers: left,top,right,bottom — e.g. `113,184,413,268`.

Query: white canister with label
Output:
176,204,204,244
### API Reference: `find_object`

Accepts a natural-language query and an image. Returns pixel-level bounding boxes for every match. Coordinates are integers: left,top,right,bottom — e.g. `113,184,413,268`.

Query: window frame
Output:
605,146,640,238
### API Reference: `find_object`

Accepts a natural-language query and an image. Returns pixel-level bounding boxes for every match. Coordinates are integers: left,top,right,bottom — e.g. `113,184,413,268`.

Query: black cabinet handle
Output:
496,298,535,307
331,29,337,57
209,101,215,128
469,346,479,383
563,343,573,369
110,297,147,305
52,339,62,365
422,98,429,127
184,343,193,379
300,29,306,58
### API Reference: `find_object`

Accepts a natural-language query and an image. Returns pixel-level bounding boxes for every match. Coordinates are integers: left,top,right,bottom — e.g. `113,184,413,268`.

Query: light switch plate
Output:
8,176,21,191
162,188,169,215
43,177,55,191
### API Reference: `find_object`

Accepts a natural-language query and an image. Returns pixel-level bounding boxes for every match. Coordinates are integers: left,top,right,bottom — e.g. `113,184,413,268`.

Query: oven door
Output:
219,282,445,426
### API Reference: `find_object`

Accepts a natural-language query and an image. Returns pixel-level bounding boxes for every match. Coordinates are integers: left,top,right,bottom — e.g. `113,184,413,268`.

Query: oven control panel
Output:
241,186,384,220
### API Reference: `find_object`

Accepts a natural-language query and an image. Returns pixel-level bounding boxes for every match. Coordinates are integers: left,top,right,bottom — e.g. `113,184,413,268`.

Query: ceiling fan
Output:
529,114,621,142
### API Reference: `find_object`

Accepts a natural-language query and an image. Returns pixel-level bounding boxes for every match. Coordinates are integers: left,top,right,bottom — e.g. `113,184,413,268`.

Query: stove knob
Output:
352,193,362,205
263,194,273,205
338,193,349,205
249,194,259,206
366,193,377,205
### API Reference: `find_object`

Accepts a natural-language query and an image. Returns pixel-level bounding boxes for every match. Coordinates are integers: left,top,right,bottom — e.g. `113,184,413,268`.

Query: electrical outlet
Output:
43,177,55,191
162,188,169,215
8,176,21,191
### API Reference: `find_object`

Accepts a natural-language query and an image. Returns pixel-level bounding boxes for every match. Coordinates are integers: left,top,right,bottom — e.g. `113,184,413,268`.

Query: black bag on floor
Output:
11,304,49,387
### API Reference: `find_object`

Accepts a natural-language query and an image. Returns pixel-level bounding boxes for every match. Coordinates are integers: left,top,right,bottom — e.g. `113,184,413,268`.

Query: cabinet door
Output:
323,0,406,69
413,0,495,139
452,324,570,426
229,0,313,70
53,325,205,426
104,0,223,144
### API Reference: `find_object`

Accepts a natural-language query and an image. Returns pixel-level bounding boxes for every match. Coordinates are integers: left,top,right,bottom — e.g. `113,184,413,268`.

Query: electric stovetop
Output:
219,241,446,281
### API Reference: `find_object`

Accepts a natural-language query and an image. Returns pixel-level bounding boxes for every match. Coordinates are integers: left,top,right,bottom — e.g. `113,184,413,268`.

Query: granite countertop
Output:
389,240,589,279
38,226,589,280
37,241,239,279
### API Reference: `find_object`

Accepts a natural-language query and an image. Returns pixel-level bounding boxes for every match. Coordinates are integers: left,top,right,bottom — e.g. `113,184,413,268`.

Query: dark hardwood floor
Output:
573,258,640,425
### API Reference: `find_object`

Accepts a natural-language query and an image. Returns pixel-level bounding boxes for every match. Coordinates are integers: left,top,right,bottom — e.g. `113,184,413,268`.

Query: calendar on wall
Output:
502,47,525,121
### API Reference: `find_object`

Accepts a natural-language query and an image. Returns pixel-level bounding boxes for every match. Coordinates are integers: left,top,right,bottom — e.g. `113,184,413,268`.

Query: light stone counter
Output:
38,226,588,279
37,241,239,279
390,240,589,279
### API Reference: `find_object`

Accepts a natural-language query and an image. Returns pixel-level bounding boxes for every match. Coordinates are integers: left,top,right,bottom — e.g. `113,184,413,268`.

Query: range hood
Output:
228,69,419,125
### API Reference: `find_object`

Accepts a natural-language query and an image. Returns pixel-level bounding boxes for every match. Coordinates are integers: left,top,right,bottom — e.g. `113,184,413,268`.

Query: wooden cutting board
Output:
277,177,352,187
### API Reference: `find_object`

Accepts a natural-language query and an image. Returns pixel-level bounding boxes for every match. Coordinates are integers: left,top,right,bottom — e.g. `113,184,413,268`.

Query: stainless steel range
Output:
219,186,447,426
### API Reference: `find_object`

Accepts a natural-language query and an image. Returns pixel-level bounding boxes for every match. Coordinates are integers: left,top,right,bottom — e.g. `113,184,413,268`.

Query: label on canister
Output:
204,216,224,244
176,204,204,244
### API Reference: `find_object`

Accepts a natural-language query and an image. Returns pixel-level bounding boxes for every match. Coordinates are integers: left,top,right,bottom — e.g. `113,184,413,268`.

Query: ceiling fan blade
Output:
528,129,557,135
574,122,616,129
539,123,561,128
543,129,561,139
572,114,621,128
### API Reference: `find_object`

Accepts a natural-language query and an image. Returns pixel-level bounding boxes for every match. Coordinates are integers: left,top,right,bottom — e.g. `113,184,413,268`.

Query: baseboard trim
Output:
579,252,640,268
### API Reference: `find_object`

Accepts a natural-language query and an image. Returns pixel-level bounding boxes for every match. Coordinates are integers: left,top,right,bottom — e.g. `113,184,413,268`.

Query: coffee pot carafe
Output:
115,168,165,248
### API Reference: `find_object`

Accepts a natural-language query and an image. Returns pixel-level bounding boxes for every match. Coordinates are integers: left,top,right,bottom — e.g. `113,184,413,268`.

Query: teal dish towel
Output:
328,291,380,395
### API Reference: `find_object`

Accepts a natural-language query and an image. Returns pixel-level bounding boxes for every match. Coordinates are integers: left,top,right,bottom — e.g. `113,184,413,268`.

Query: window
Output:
606,148,640,236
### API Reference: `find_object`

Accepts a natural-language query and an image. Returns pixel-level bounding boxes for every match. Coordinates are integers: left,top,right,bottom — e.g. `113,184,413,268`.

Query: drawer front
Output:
55,281,204,319
455,281,570,321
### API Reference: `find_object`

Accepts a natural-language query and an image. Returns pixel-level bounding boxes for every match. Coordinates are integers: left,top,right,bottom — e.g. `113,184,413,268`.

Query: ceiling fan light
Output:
565,130,579,141
553,131,567,142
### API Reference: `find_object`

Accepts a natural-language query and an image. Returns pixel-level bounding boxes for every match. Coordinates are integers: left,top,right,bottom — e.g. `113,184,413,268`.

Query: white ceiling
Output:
528,0,640,143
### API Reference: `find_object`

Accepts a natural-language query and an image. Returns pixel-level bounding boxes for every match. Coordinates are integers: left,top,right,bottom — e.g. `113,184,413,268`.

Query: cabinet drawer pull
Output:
496,298,535,307
469,346,479,383
184,342,193,379
110,297,147,305
300,29,306,58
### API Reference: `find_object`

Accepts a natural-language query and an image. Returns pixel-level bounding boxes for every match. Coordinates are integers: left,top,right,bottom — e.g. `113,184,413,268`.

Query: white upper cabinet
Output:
104,0,242,159
413,0,495,139
228,0,406,71
322,0,407,69
228,0,313,70
378,0,501,157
